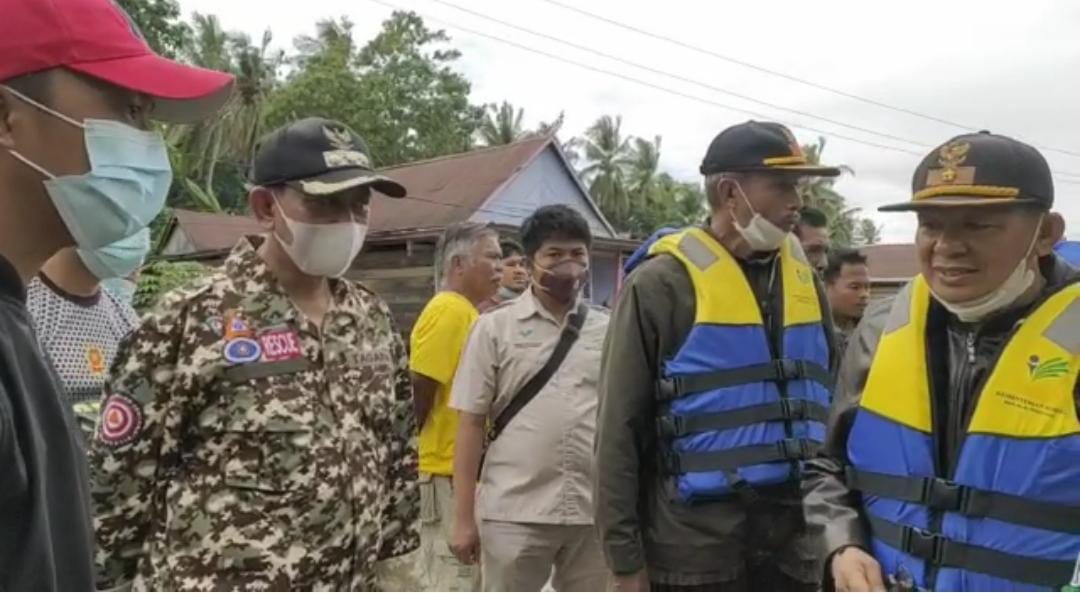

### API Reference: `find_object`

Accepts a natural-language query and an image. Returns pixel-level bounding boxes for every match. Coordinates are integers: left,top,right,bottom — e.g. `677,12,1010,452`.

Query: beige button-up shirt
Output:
450,290,608,525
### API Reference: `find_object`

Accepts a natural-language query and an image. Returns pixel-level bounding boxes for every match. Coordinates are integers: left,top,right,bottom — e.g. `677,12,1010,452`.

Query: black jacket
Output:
0,255,94,591
802,254,1080,587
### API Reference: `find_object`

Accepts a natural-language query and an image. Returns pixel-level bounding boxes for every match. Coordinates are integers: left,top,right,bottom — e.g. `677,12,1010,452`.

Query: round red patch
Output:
98,394,144,447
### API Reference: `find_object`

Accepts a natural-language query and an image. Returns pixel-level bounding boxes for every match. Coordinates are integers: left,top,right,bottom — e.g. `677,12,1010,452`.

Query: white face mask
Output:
729,179,789,251
273,195,367,278
929,215,1044,323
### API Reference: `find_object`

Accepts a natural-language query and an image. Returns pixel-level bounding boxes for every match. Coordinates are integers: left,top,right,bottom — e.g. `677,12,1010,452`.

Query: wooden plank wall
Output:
348,240,437,337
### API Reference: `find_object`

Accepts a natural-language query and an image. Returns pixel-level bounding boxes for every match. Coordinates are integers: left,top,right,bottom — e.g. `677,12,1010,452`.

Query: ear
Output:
0,89,17,149
248,187,276,230
1035,212,1066,256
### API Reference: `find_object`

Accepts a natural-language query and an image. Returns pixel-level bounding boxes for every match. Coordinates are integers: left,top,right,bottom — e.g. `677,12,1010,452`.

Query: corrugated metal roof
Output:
372,136,552,233
166,136,563,254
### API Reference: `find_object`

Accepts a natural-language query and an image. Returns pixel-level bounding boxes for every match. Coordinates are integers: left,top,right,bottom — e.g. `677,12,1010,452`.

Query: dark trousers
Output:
651,560,818,592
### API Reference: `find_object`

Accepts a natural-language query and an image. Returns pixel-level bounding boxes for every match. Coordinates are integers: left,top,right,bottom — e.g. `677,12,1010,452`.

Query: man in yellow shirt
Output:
410,221,502,591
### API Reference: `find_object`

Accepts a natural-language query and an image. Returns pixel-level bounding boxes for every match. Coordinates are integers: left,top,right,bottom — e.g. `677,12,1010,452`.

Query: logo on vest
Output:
1028,355,1069,381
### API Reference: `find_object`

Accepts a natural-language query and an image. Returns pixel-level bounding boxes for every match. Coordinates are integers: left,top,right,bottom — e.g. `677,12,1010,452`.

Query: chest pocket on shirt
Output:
201,369,317,494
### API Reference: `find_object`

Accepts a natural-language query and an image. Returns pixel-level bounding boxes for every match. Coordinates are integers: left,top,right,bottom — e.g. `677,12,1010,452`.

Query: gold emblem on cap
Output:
937,140,970,182
322,126,371,169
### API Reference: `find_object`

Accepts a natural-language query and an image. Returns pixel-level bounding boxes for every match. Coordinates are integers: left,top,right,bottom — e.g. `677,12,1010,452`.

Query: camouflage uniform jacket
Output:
90,237,419,591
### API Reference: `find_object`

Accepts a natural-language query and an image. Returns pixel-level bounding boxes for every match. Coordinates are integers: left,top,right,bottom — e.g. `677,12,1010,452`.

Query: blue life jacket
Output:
847,276,1080,591
648,228,832,503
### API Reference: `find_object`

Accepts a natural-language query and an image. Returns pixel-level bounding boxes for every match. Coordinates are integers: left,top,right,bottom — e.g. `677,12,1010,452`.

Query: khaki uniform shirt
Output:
90,237,419,591
451,291,608,525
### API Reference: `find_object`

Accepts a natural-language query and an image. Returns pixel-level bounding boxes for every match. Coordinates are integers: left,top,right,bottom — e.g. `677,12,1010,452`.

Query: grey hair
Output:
434,222,497,287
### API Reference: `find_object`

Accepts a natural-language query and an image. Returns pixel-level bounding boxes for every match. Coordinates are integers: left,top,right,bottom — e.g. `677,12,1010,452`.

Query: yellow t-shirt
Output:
410,291,478,476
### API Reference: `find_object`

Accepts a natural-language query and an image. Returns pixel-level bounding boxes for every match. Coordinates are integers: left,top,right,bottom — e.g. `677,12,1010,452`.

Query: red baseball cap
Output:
0,0,234,123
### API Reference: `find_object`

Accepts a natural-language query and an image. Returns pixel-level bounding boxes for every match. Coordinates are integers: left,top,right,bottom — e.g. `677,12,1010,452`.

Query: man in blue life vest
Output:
596,121,841,591
803,131,1080,592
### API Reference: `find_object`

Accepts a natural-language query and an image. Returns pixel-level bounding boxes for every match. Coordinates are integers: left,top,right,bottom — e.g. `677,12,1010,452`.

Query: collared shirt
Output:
90,236,419,592
451,290,608,525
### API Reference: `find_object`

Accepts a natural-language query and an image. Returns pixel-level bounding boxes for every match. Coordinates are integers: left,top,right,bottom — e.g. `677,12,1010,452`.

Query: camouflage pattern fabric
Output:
89,236,419,591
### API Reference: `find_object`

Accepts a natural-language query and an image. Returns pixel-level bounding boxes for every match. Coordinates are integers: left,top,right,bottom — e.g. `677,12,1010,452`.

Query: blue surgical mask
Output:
101,277,138,306
3,86,173,249
77,227,151,280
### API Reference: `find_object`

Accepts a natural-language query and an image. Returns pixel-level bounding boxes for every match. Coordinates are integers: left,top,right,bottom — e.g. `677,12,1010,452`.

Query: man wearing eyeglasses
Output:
89,117,420,591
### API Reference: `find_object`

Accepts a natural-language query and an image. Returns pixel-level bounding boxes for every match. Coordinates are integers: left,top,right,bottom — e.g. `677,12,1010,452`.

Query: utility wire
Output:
534,0,1080,159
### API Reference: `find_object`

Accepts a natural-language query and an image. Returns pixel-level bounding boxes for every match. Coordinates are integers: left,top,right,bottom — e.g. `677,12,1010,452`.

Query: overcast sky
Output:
177,0,1080,242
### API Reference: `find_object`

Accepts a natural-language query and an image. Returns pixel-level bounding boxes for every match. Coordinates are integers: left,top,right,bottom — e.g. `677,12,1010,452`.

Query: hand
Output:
613,569,649,592
832,546,885,592
449,518,481,565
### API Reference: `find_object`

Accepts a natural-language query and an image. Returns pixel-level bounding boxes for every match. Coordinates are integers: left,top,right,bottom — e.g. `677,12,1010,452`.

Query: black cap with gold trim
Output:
700,121,841,177
880,131,1053,212
251,117,406,198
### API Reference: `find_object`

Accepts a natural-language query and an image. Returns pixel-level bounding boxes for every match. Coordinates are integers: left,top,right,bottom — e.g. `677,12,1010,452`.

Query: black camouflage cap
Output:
880,131,1052,212
700,121,841,177
250,117,406,198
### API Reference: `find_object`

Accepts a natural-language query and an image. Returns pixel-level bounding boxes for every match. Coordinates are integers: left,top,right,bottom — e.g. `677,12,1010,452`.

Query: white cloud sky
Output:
177,0,1080,243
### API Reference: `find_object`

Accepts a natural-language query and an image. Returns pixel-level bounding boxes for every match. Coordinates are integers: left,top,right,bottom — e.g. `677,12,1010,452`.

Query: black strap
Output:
657,359,833,401
658,399,829,439
847,468,1080,535
866,515,1074,588
662,438,819,474
488,303,589,444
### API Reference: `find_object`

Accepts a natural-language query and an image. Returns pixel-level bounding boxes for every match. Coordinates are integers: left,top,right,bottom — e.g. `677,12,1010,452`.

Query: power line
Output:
431,0,929,150
533,0,1080,160
367,0,922,156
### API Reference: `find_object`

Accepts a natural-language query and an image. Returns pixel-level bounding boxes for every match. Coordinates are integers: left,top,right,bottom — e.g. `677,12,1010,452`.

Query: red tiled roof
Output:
860,243,919,282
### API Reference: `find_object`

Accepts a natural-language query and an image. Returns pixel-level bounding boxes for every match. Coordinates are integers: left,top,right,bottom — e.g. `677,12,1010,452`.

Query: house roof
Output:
860,243,919,282
372,135,611,234
162,135,623,257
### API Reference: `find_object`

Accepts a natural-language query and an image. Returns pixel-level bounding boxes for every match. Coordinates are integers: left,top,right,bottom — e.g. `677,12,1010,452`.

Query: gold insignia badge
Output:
322,126,371,169
937,140,970,182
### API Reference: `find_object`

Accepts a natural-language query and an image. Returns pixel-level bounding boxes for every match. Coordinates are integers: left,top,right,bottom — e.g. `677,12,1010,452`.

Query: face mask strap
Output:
7,148,56,179
2,85,85,129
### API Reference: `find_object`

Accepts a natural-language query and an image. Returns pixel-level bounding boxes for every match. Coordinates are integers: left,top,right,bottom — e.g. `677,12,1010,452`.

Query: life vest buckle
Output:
661,448,682,474
777,437,812,460
922,477,965,512
899,525,946,565
773,359,806,382
779,398,809,420
657,415,684,439
657,378,678,401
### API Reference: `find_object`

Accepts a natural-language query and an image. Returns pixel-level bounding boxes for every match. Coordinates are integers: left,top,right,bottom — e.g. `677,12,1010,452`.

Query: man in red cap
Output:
0,0,233,589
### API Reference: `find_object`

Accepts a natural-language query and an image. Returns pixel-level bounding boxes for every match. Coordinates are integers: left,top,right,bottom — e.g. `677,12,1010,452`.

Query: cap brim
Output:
878,196,1044,212
766,164,842,177
67,53,234,124
295,167,407,198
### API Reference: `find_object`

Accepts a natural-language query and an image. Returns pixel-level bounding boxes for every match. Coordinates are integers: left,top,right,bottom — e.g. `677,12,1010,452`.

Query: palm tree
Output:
797,136,858,246
293,17,354,68
168,16,282,212
577,115,634,228
628,135,662,201
477,101,525,146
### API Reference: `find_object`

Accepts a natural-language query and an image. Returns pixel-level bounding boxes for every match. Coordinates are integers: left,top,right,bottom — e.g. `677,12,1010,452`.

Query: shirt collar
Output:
513,287,580,325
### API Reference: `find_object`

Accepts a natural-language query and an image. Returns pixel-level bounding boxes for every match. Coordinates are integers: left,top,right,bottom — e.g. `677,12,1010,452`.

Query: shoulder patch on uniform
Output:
98,394,144,447
1044,296,1080,355
678,233,718,271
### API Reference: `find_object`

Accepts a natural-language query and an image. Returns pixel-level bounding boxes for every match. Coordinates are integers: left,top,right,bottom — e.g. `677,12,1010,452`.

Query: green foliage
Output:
571,118,706,238
796,136,879,248
115,0,189,58
478,101,526,147
133,260,213,312
265,11,481,167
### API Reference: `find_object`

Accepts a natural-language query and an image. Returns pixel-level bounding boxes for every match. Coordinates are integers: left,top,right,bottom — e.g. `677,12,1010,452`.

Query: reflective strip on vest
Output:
848,276,1080,591
648,228,831,503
